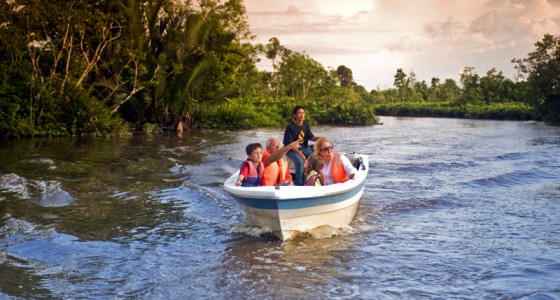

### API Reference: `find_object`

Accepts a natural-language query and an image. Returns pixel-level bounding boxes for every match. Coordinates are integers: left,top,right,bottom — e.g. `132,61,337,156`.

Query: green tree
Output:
265,37,285,72
480,68,506,103
429,77,441,101
412,80,429,102
277,51,329,99
459,66,482,104
393,68,408,102
439,78,460,103
337,65,353,88
523,34,560,121
115,0,254,131
0,0,124,136
99,0,171,126
263,37,290,96
0,0,32,136
511,58,527,82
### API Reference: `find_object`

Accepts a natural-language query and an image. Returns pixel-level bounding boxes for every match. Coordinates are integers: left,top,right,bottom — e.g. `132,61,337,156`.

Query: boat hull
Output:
237,186,364,240
224,154,368,241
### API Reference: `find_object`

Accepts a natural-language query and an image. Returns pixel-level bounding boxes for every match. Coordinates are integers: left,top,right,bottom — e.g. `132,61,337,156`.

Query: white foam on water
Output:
0,173,30,199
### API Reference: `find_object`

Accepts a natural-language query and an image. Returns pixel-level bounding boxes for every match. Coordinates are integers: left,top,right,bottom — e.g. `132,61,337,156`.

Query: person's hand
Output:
288,140,300,150
235,179,242,186
348,173,355,180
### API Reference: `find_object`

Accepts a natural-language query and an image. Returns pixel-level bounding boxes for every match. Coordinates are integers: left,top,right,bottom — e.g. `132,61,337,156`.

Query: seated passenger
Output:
235,143,264,187
261,137,299,186
314,138,357,185
304,154,325,186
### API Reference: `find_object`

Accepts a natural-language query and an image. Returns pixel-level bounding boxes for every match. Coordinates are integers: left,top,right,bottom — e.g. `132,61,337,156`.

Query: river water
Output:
0,117,559,299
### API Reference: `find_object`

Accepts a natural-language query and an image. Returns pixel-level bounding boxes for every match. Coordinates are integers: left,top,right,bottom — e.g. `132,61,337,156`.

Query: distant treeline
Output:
0,1,558,137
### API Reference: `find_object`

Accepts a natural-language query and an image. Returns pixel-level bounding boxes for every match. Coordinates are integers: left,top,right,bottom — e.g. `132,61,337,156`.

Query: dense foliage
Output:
374,102,538,120
0,0,558,137
0,0,259,137
369,35,560,122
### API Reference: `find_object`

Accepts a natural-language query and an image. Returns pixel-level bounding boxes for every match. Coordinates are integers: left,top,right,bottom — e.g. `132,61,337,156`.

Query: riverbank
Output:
373,101,540,121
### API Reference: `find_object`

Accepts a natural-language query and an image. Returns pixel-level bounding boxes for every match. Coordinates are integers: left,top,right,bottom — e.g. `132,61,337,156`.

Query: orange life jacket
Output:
262,151,289,186
330,153,349,183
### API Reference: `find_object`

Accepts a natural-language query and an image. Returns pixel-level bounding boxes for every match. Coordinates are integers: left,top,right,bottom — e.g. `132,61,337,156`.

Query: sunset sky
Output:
243,0,560,90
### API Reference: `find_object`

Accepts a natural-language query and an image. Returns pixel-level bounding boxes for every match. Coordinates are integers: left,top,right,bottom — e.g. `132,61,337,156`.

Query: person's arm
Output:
235,164,249,186
266,141,299,166
341,155,357,179
261,152,271,167
235,175,244,186
315,169,326,186
293,147,307,160
305,121,319,142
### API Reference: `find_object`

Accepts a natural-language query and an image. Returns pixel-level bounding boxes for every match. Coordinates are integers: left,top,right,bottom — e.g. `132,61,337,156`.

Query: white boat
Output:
223,153,369,241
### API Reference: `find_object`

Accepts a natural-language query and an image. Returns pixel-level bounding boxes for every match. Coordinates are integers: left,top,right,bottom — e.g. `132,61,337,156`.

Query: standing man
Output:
283,106,320,185
261,137,299,186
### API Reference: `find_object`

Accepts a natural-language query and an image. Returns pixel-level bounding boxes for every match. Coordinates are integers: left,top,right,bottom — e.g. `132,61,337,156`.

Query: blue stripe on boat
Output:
234,182,364,210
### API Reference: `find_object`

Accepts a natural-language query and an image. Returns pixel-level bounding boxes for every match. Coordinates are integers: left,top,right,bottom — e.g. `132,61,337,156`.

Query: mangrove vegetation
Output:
0,0,559,137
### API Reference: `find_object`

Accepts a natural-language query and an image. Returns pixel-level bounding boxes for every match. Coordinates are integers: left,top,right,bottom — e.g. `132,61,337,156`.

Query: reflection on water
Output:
1,118,560,299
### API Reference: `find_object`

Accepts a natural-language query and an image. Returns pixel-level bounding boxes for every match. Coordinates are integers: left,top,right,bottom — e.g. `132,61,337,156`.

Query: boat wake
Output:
0,173,75,207
180,182,245,232
465,169,559,188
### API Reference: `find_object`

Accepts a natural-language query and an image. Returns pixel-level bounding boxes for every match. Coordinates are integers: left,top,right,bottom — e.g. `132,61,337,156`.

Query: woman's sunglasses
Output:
321,145,333,152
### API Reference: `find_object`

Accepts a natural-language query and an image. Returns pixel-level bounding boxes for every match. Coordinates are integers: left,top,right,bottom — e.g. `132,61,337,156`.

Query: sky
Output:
243,0,560,91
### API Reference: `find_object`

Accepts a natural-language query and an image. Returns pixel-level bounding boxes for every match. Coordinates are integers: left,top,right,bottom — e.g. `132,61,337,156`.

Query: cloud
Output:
244,0,560,90
470,10,498,36
554,15,560,27
285,5,300,14
387,36,417,52
424,17,463,39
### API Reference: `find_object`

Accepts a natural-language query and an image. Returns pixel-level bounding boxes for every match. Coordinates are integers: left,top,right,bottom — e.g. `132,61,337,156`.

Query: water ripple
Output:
466,169,559,188
1,118,559,299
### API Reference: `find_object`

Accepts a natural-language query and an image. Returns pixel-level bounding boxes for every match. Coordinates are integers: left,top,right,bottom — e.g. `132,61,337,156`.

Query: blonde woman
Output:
314,138,356,185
